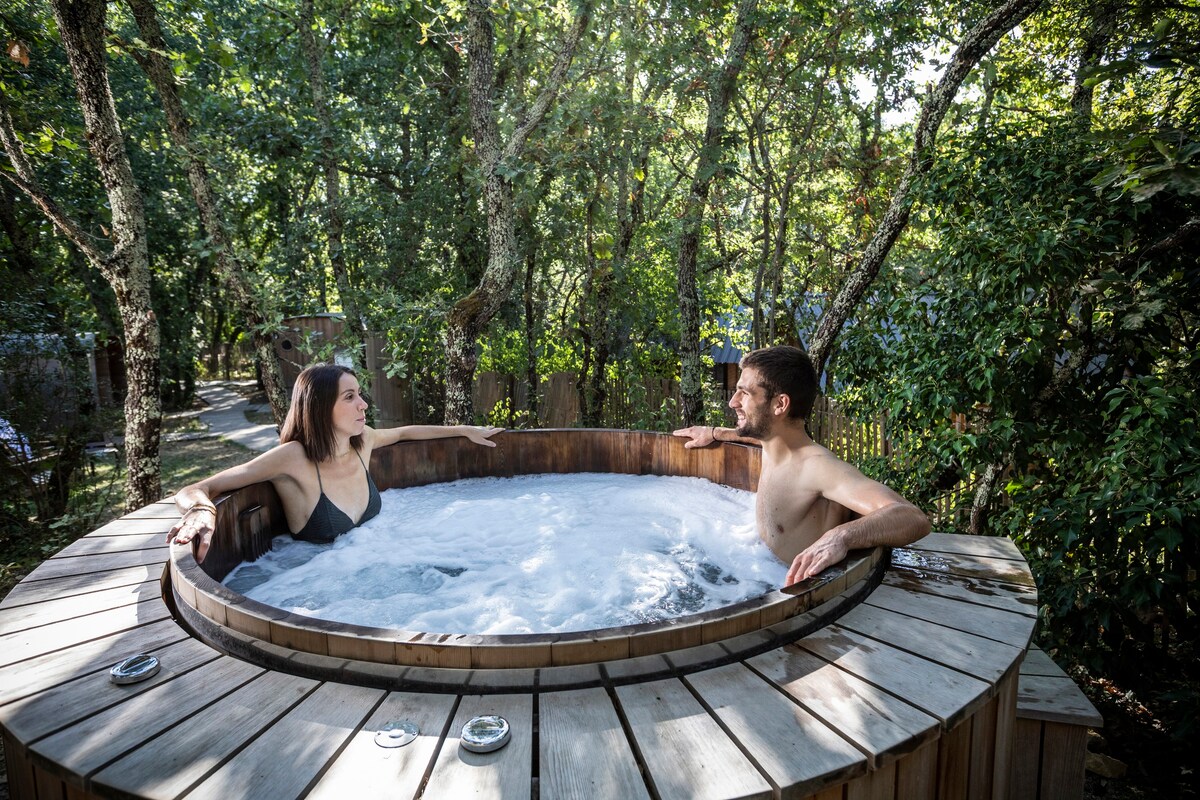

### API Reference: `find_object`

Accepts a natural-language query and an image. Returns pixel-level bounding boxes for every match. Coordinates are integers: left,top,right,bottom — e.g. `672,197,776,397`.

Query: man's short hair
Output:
739,345,818,419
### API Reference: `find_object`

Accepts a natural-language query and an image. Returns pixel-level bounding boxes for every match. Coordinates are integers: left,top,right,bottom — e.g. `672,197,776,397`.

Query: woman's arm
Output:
168,442,304,562
366,424,503,450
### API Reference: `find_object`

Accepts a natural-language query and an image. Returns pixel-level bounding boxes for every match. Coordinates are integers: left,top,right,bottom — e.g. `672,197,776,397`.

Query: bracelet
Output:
710,426,719,443
184,503,217,516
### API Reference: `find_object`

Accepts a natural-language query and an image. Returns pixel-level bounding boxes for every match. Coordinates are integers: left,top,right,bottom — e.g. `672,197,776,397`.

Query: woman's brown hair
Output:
278,364,363,462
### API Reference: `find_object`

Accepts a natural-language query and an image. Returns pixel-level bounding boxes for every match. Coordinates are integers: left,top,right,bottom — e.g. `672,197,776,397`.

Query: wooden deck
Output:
1,508,1037,800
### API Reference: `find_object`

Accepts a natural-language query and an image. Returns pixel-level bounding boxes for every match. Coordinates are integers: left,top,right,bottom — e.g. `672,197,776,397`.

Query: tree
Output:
442,0,591,424
806,0,1044,375
1,0,162,510
123,0,291,424
675,0,759,426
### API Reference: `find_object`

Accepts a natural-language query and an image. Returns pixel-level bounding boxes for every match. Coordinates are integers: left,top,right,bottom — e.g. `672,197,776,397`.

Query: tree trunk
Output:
50,0,161,510
676,0,759,426
299,0,365,361
443,0,591,424
807,0,1043,375
1070,0,1119,128
124,0,290,425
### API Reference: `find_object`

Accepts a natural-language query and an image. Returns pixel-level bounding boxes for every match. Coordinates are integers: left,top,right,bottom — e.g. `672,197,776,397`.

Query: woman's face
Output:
331,372,368,440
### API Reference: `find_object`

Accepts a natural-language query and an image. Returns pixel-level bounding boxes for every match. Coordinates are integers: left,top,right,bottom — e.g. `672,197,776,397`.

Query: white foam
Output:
224,473,785,634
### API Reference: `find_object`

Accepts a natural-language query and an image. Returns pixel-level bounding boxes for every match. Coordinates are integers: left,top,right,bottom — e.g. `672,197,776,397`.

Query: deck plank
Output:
748,645,937,768
893,549,1034,588
32,657,269,780
181,683,386,800
20,549,168,583
1,637,220,743
835,602,1025,684
0,579,160,634
0,564,164,610
906,533,1024,561
1016,674,1103,727
539,686,651,800
796,624,992,728
0,599,172,669
421,693,534,799
864,583,1034,645
685,662,864,798
1019,645,1070,678
50,533,168,558
615,678,773,800
89,516,177,536
307,691,457,800
882,568,1037,618
114,501,181,520
0,618,191,707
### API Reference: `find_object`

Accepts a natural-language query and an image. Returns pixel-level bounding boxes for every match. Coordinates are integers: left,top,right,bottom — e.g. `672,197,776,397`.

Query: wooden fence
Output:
191,347,973,526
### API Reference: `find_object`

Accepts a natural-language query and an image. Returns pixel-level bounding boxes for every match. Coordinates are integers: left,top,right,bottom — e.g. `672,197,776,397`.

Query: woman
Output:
169,364,501,562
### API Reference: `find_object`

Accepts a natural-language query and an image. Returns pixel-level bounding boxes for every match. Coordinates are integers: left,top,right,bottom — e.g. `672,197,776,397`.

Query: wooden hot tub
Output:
0,430,1037,799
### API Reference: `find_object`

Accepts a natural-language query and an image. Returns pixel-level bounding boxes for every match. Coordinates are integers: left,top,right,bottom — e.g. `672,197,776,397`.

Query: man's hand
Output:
785,531,848,586
672,425,715,449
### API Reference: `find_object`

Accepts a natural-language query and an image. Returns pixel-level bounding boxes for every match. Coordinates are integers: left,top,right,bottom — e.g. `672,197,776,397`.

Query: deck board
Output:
796,624,992,728
306,691,457,799
181,682,386,800
907,532,1025,561
421,693,534,799
0,618,192,707
0,579,160,633
835,602,1025,684
539,686,651,800
748,645,938,769
50,533,169,558
32,657,270,781
1,637,221,743
882,567,1037,617
0,564,164,609
20,549,168,583
864,582,1035,645
685,662,865,798
0,599,172,669
615,678,773,800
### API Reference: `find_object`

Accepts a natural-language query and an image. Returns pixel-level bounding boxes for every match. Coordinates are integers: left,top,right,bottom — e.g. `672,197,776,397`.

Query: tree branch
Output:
0,90,107,265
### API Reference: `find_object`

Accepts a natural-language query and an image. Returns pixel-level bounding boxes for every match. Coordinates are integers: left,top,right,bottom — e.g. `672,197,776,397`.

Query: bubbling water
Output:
223,473,786,634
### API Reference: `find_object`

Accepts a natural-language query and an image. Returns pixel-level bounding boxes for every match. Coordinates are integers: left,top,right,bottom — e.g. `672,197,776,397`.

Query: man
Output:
674,345,929,586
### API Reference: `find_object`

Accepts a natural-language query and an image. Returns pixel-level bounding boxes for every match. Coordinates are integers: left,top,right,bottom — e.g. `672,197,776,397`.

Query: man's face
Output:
729,367,773,438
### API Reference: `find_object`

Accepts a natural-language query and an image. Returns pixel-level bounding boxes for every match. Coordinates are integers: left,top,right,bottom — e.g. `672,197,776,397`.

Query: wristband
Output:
710,426,719,442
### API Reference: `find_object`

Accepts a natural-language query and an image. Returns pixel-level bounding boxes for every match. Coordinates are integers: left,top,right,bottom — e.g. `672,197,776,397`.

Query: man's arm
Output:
672,425,760,448
786,456,930,585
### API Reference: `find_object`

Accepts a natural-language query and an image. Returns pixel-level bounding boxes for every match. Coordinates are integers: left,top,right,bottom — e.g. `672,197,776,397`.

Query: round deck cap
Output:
460,715,510,753
109,654,160,685
374,720,419,748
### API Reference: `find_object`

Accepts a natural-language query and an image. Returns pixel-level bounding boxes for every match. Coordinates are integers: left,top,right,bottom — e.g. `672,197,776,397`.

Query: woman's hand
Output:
462,425,504,447
168,506,216,563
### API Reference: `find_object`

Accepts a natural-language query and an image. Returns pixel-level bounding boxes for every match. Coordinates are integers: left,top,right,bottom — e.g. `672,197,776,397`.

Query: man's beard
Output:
735,412,768,439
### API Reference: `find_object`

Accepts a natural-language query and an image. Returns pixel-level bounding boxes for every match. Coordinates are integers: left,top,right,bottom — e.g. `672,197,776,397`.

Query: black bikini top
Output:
291,450,381,544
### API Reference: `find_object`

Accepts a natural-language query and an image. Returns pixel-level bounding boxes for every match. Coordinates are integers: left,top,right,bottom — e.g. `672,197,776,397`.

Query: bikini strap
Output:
313,460,324,492
354,449,369,473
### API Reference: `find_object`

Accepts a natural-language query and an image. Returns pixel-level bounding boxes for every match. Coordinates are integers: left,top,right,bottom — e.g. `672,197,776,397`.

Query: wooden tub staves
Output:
0,430,1038,800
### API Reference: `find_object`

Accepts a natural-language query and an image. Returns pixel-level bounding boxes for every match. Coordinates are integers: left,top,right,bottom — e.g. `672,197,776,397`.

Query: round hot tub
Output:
167,430,885,692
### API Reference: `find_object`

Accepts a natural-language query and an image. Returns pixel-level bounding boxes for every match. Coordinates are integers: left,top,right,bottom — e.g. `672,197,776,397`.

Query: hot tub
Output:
168,430,886,691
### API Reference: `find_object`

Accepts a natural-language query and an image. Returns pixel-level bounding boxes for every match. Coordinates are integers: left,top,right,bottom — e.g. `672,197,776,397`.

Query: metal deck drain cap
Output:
460,715,510,753
109,654,160,685
374,720,419,748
